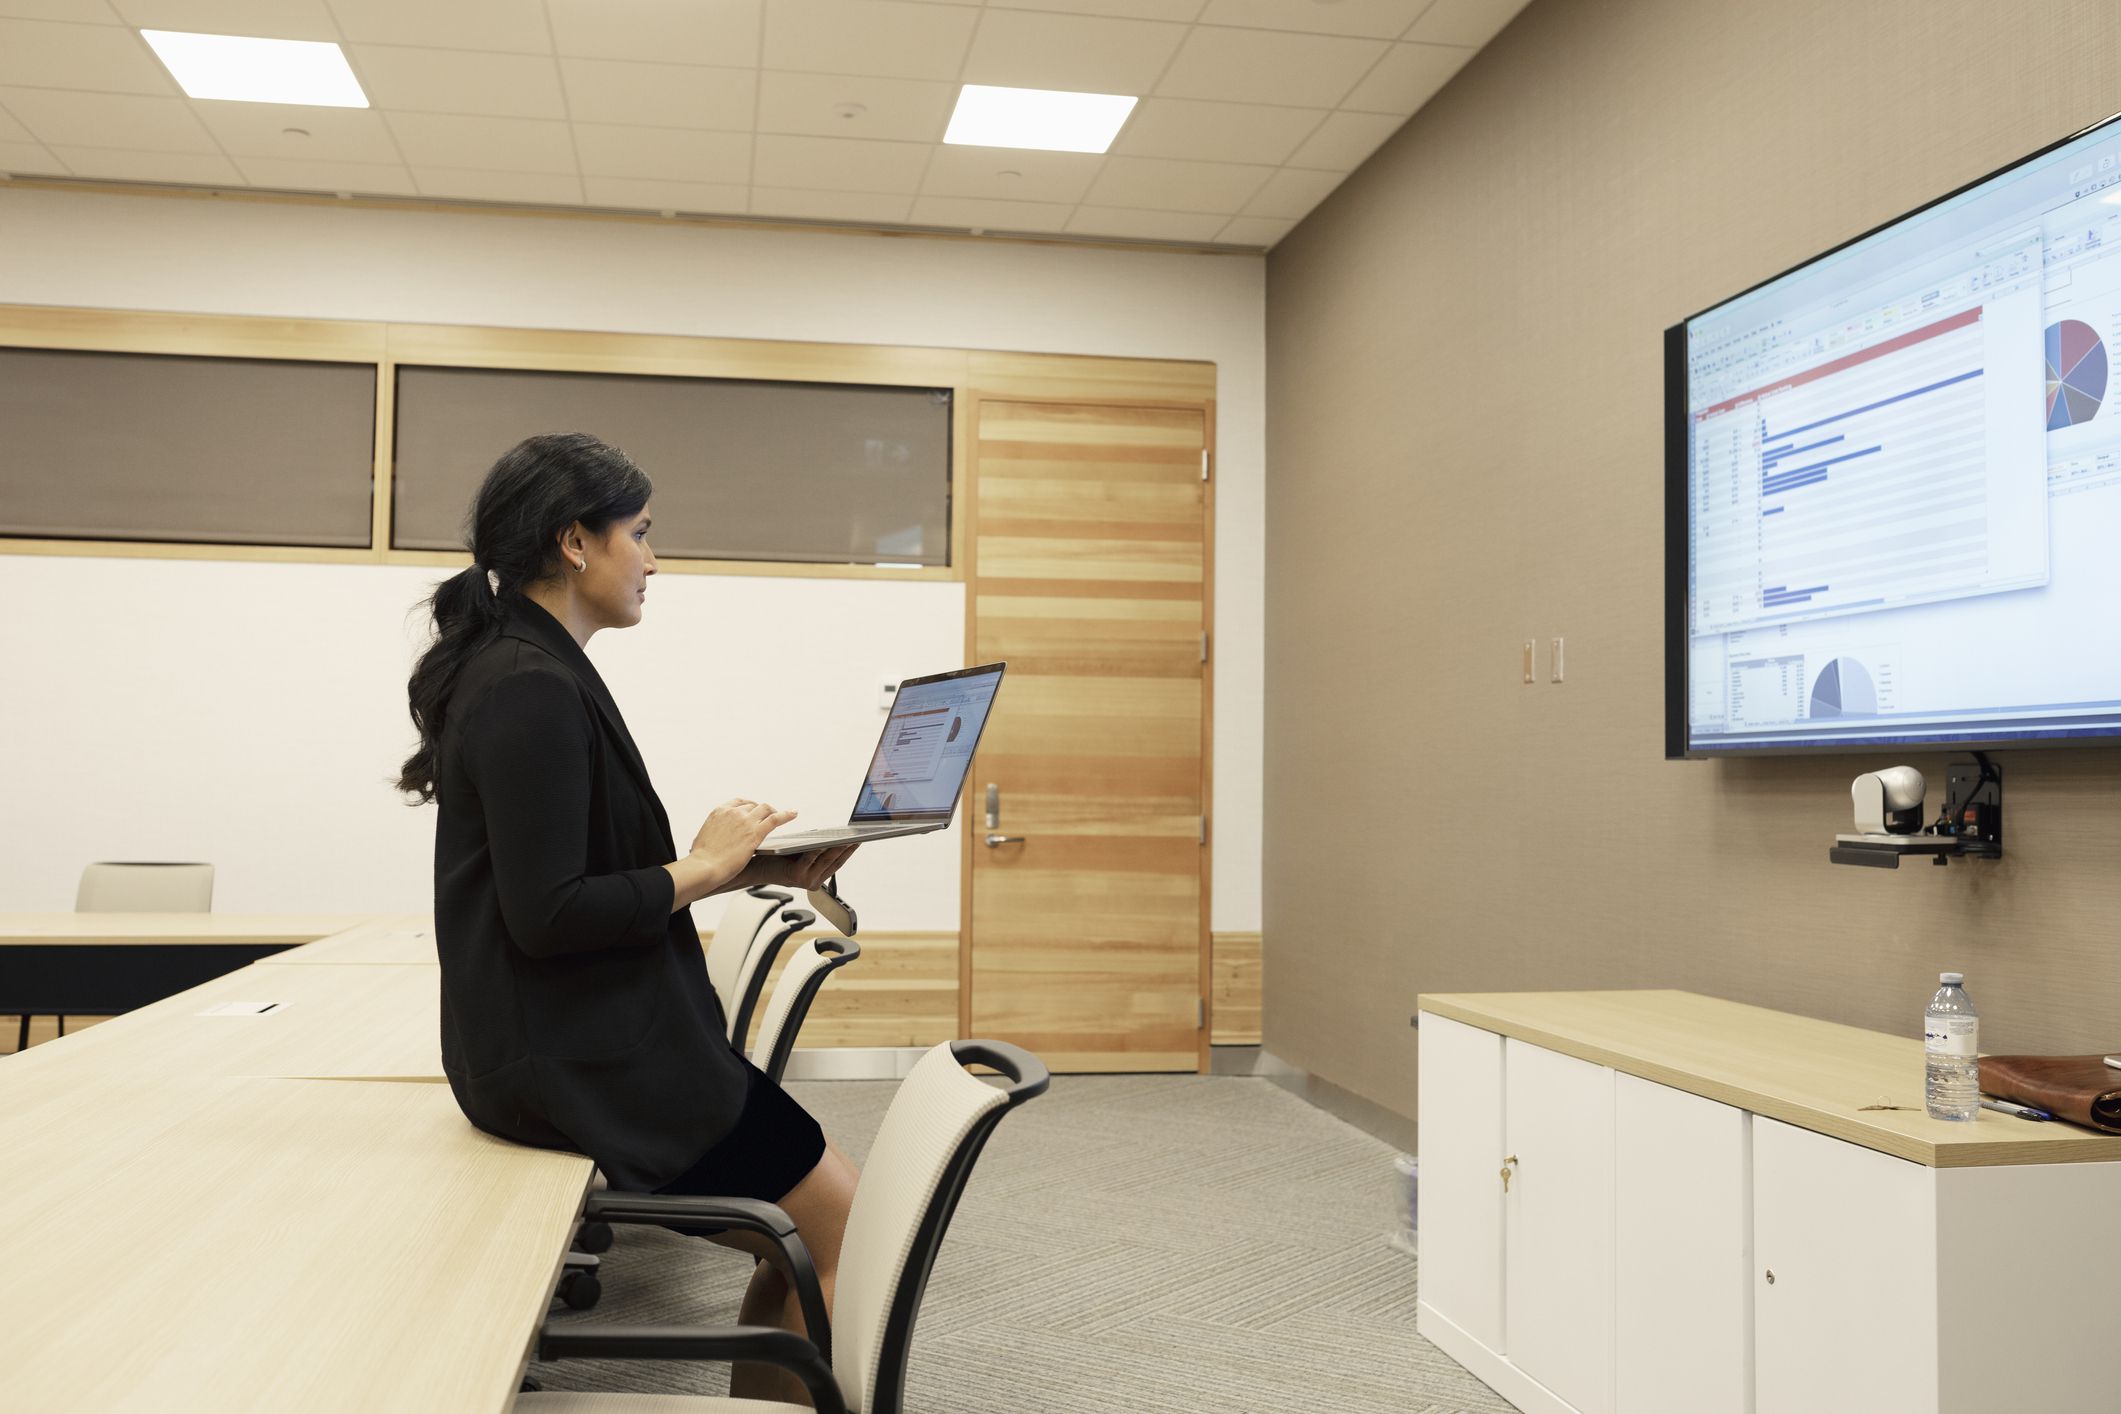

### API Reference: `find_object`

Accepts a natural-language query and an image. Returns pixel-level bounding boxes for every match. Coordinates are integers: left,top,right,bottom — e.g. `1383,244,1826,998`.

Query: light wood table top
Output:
1420,990,2121,1168
0,912,381,946
259,913,438,965
6,962,445,1080
0,1074,588,1414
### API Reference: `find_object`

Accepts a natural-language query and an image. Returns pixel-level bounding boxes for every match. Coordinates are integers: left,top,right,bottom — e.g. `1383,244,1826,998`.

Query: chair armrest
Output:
582,1192,830,1361
537,1323,843,1414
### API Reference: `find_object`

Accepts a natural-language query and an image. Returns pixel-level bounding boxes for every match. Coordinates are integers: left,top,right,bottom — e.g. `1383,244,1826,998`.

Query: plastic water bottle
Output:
1924,972,1980,1121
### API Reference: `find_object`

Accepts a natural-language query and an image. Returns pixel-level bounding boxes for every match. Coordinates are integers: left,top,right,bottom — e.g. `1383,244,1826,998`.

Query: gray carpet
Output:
531,1074,1515,1413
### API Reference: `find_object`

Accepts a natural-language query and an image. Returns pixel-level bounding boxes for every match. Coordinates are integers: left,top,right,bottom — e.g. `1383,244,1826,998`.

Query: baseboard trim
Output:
779,1046,927,1081
1256,1049,1417,1152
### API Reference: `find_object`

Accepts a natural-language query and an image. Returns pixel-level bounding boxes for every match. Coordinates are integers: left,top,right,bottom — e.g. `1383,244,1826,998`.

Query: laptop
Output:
755,662,1007,856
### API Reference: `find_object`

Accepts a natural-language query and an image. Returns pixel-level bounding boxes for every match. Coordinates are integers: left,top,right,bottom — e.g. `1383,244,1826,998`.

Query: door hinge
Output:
1196,996,1205,1030
1199,631,1209,664
1200,449,1210,482
1197,816,1206,845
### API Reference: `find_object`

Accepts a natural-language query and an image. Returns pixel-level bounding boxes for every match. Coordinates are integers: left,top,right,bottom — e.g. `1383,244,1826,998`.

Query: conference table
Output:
0,913,591,1412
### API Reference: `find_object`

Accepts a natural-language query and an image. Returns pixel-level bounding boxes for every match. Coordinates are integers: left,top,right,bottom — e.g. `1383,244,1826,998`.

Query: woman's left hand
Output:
739,843,858,893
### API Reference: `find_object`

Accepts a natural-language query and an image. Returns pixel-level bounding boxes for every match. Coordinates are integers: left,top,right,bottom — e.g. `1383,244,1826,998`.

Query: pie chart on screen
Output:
2046,318,2107,431
1810,657,1876,718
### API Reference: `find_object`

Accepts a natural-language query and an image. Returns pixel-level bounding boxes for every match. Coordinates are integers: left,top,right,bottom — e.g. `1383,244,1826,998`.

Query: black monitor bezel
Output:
1665,108,2121,760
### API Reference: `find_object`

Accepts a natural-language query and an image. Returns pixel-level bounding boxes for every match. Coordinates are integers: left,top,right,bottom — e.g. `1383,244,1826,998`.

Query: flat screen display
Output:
1668,111,2121,755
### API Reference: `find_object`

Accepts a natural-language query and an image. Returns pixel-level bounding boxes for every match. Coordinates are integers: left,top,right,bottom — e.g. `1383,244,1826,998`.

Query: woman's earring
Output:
573,559,586,574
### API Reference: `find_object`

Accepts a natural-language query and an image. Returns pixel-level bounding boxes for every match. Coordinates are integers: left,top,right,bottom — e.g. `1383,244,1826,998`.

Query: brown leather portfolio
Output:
1978,1053,2121,1134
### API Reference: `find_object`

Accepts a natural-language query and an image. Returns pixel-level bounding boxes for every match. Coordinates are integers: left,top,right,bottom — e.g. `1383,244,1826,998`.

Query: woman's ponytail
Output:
396,433,650,803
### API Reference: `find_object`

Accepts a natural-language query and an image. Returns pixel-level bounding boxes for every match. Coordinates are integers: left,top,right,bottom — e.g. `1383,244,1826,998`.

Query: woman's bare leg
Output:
709,1139,860,1404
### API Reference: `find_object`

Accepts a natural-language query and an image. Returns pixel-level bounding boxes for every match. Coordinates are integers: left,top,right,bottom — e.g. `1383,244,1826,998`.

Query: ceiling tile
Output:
1156,26,1386,108
0,87,218,152
757,71,953,143
1066,206,1227,241
547,0,758,65
986,0,1205,18
909,194,1071,231
0,105,28,141
1407,0,1527,47
111,0,341,41
324,0,550,56
1340,40,1468,115
1112,97,1321,165
582,174,745,212
386,111,574,172
0,2,120,21
753,133,929,194
347,46,566,120
1217,213,1295,246
960,10,1186,95
0,18,180,94
921,143,1099,203
572,124,750,183
560,59,755,131
410,166,582,203
1285,109,1401,169
1198,0,1435,39
0,140,67,172
234,154,416,194
1242,164,1341,217
48,144,241,182
1083,153,1271,213
193,100,401,161
750,186,912,223
763,0,976,83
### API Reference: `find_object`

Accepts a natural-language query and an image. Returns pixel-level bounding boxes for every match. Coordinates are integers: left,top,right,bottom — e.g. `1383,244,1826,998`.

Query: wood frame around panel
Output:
957,390,1219,1075
0,304,1209,581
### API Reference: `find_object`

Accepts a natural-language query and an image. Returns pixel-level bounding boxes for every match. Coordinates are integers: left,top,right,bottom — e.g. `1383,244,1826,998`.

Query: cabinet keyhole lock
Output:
1764,1269,1776,1285
1500,1155,1519,1193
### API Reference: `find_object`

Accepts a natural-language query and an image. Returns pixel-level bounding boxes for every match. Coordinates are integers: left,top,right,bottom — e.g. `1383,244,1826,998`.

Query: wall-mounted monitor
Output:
1666,111,2121,756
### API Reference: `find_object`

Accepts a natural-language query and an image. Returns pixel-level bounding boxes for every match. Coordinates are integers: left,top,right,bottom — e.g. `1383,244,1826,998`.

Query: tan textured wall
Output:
1264,0,2121,1128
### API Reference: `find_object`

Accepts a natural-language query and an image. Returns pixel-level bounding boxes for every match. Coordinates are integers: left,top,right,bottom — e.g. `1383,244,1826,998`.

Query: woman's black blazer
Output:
432,597,746,1192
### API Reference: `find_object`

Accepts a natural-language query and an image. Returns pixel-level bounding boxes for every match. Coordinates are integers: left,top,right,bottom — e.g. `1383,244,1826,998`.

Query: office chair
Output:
522,1039,1050,1414
19,861,216,1051
748,937,862,1085
704,887,797,1013
725,906,815,1054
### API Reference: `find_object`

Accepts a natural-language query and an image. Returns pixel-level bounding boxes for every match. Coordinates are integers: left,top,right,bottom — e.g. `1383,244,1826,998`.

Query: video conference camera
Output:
1830,754,2003,869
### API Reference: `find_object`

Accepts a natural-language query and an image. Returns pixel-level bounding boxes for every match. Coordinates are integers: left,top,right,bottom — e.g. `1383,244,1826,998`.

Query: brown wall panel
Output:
1264,0,2121,1131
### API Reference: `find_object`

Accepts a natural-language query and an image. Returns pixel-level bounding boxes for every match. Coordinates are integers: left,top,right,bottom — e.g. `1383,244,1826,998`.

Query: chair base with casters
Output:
521,1039,1049,1414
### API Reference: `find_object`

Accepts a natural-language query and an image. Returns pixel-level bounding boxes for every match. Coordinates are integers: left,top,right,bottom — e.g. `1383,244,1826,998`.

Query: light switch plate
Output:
1550,636,1565,682
1522,640,1534,683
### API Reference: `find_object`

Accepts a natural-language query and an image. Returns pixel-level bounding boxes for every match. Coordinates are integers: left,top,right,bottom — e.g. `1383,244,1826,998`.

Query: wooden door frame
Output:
958,390,1218,1074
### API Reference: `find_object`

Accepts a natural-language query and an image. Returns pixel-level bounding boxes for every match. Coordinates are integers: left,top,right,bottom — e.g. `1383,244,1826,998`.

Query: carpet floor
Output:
531,1073,1515,1413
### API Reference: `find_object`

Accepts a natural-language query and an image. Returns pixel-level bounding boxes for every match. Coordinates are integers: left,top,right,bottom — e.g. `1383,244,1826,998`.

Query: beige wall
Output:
1264,0,2121,1128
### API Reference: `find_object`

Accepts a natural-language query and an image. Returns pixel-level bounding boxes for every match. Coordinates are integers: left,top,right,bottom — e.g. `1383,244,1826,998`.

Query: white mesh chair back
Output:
831,1042,1020,1414
748,937,860,1081
704,887,792,1009
75,862,214,912
727,906,811,1047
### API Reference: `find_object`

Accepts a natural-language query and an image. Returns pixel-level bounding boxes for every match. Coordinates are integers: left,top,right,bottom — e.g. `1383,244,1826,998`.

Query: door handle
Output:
984,833,1025,848
984,782,999,830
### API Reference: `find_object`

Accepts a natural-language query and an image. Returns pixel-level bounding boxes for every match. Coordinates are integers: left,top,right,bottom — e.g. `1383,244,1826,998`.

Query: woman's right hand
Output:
688,798,798,883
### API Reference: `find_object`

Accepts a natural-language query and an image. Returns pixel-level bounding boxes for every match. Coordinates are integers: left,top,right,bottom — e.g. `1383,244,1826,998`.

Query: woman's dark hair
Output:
397,433,651,801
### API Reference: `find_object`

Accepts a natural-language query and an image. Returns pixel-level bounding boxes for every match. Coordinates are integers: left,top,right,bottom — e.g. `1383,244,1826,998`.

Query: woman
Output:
398,432,857,1402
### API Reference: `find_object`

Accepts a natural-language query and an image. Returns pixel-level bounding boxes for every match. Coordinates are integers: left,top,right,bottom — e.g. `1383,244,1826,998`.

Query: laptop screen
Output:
850,664,1005,823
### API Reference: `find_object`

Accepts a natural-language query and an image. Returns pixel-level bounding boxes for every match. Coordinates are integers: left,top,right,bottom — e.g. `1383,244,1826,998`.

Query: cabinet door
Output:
1613,1074,1750,1414
1416,1013,1505,1350
1505,1039,1614,1414
1752,1117,1937,1414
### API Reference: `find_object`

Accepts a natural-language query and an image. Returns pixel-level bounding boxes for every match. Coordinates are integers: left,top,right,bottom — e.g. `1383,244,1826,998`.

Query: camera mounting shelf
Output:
1827,753,2003,870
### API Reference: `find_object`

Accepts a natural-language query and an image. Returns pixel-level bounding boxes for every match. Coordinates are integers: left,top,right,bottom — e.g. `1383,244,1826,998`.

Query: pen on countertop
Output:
1979,1097,2051,1122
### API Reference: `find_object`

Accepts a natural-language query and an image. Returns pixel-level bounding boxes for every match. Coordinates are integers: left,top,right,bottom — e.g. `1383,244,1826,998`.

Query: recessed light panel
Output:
943,85,1136,155
141,30,369,108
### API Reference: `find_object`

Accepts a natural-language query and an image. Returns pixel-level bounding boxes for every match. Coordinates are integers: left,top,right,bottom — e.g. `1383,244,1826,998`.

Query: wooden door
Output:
965,399,1208,1072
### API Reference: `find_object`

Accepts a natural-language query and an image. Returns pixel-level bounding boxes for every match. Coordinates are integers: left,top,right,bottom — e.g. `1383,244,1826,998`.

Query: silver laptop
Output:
755,662,1006,856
